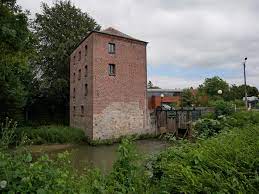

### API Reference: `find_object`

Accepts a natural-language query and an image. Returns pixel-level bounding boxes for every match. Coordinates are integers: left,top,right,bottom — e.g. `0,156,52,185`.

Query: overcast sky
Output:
17,0,259,89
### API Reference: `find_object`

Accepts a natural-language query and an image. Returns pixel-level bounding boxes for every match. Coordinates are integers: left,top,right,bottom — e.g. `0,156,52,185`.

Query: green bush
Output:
149,125,259,193
209,100,235,117
17,125,86,144
193,118,223,138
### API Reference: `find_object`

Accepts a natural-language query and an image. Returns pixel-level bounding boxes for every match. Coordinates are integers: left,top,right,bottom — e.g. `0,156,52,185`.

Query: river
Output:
30,139,170,172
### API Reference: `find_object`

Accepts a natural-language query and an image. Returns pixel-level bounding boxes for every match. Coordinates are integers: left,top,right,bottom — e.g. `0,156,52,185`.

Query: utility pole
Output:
243,57,248,110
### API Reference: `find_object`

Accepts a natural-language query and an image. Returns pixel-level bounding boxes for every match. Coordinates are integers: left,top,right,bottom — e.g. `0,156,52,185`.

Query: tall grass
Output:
18,125,86,144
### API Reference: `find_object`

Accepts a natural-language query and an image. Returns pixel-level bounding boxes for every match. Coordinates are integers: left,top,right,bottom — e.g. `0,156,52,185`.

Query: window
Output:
108,64,116,76
73,56,76,65
73,88,75,98
78,69,81,80
85,66,88,77
78,51,81,61
73,72,75,83
81,105,84,116
73,106,76,116
108,43,115,54
85,45,88,56
85,84,88,96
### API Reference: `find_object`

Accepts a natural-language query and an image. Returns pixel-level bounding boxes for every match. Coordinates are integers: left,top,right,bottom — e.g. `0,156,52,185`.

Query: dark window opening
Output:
85,45,88,56
73,72,75,83
108,64,116,76
81,105,84,116
78,51,81,61
85,84,88,96
108,43,115,54
73,55,76,65
78,69,81,80
73,88,75,98
85,65,88,77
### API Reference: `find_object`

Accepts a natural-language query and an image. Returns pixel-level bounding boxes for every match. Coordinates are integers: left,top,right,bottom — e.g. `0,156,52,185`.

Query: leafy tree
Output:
181,88,195,107
32,0,101,122
0,0,34,120
229,84,258,100
147,80,160,89
199,76,229,100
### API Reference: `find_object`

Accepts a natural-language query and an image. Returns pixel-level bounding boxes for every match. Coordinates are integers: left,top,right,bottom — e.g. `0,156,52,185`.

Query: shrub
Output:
209,100,235,117
149,125,259,193
193,118,223,138
17,125,86,144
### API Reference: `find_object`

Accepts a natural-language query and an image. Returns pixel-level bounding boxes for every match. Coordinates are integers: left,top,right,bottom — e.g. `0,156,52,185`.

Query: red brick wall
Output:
92,33,147,113
70,35,94,138
70,31,150,140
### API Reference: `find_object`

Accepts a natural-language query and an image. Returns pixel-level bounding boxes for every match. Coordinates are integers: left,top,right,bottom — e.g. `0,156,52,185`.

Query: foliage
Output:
198,76,229,100
1,112,259,193
31,0,101,123
0,118,17,148
181,88,195,107
18,125,86,144
149,125,259,193
193,118,223,138
209,100,235,117
0,0,34,121
0,150,100,193
147,81,160,89
106,138,149,193
229,84,259,100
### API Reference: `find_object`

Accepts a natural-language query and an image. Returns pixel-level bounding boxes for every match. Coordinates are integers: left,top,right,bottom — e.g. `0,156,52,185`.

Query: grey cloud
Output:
17,0,259,88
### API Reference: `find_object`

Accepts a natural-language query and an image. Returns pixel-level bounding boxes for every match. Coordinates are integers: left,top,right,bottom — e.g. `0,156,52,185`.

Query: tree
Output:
229,84,258,100
0,0,34,120
32,0,101,122
147,80,160,89
181,88,195,107
199,76,229,100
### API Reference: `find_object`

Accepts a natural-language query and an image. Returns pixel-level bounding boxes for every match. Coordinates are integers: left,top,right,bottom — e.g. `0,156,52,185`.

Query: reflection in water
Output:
32,139,170,172
70,139,169,172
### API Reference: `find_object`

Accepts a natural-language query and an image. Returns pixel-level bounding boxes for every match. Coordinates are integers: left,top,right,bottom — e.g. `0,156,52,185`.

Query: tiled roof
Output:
100,27,147,43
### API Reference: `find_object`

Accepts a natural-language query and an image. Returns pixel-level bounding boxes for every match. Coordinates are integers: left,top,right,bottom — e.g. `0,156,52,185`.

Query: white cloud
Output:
17,0,259,88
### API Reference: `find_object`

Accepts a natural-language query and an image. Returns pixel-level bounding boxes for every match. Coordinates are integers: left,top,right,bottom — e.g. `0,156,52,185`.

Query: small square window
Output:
85,45,88,56
85,84,88,96
81,105,84,116
78,51,81,61
85,66,88,77
78,69,81,80
108,64,116,76
108,43,115,54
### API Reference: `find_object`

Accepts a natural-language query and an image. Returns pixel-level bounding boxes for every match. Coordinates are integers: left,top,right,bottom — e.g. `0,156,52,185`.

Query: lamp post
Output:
160,93,164,108
243,57,248,110
217,90,222,95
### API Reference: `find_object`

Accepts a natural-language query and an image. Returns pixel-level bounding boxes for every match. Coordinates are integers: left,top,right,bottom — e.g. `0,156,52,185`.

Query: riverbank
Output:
1,111,259,193
28,139,170,172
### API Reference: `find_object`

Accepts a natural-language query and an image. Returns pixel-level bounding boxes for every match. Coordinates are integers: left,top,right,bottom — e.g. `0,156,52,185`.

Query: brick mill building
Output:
70,27,154,140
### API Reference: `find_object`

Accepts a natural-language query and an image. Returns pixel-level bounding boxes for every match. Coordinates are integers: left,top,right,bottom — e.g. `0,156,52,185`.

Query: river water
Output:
30,139,170,172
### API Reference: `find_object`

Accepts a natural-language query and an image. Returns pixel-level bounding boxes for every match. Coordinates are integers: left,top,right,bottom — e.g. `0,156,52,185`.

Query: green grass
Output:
18,125,86,144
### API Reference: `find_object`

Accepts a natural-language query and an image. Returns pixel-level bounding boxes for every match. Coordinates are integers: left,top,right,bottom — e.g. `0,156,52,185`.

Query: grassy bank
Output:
1,112,259,193
18,125,86,144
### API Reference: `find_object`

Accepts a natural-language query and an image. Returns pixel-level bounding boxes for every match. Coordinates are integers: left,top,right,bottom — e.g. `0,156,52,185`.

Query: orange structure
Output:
147,89,182,109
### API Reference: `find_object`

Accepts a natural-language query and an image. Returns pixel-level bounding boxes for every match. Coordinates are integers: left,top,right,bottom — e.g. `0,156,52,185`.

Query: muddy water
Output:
30,139,170,172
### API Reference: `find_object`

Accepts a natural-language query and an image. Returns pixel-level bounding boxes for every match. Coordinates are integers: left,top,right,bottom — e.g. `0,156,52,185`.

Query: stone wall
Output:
93,102,154,140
